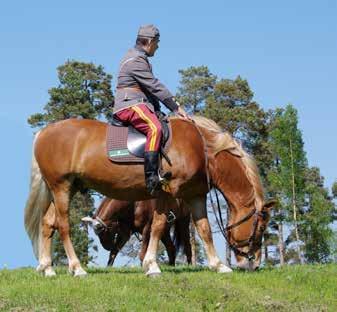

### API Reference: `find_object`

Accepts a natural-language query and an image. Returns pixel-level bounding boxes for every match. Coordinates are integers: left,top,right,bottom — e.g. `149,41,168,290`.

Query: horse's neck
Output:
211,151,256,210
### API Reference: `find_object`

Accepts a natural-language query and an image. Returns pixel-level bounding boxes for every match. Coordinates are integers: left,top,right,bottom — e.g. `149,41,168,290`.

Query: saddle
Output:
106,113,172,163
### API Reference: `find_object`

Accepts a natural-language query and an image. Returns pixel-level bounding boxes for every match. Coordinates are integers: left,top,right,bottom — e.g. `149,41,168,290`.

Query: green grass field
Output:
0,264,336,311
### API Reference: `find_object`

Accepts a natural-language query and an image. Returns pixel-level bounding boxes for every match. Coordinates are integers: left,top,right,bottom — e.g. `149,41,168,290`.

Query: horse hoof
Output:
217,264,233,273
44,267,57,277
36,264,56,277
74,267,88,277
69,267,87,277
36,264,45,272
144,261,162,277
147,272,161,278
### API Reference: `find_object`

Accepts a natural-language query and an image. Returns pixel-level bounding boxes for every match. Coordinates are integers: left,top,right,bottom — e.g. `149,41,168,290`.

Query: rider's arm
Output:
130,57,179,112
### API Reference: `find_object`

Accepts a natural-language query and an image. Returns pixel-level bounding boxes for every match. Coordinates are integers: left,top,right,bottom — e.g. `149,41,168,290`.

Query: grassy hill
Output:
0,264,336,311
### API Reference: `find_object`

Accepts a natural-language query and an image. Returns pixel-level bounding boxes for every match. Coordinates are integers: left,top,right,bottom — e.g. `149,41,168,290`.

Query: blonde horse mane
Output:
189,116,264,207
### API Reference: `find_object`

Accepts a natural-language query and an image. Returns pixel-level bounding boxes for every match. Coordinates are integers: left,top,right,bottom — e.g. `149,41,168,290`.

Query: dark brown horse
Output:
82,197,191,266
25,116,274,277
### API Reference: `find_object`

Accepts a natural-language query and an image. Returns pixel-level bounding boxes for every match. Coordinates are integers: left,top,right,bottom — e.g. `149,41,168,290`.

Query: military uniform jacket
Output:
113,47,174,114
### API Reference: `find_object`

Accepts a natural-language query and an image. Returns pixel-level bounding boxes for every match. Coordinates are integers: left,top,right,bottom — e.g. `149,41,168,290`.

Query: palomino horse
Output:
82,197,191,266
25,116,274,277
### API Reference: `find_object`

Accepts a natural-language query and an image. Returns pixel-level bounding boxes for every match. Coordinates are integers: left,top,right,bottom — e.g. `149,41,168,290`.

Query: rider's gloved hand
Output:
176,106,191,121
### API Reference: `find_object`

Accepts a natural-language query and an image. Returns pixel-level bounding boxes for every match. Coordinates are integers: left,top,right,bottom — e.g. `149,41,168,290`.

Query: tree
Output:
28,60,114,265
332,181,337,198
28,60,114,127
300,167,336,263
176,66,216,113
204,77,272,179
268,105,307,264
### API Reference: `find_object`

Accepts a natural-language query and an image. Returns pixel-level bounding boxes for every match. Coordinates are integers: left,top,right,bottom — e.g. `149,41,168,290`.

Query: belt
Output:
116,86,143,92
121,98,148,106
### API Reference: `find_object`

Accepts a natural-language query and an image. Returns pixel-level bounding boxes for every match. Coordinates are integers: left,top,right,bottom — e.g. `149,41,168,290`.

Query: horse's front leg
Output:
161,228,176,266
185,195,232,273
142,205,168,277
107,233,130,266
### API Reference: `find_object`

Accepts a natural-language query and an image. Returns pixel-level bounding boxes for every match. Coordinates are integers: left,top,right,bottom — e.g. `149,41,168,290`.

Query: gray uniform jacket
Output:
113,47,176,114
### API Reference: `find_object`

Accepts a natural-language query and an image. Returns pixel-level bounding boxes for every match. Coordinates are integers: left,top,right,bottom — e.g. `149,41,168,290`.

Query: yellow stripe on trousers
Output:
131,106,158,151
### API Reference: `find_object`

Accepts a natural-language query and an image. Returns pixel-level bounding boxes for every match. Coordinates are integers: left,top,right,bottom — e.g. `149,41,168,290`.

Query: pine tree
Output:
28,60,114,265
28,60,114,127
176,66,216,113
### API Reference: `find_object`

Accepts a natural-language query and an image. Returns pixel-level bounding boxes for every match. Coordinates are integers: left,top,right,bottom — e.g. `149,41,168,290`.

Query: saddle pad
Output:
106,123,172,163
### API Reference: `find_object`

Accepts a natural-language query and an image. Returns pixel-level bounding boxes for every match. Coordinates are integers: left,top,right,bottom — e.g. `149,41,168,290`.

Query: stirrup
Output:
159,171,172,193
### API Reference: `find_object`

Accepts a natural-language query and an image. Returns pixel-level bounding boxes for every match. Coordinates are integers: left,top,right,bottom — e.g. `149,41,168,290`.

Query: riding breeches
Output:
114,103,162,152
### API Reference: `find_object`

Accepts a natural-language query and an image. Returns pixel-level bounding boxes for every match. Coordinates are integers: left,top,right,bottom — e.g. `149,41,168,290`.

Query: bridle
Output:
193,120,266,261
93,216,142,243
209,187,267,260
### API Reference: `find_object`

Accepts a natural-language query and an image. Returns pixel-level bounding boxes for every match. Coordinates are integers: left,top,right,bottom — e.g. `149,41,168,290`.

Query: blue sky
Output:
0,1,336,269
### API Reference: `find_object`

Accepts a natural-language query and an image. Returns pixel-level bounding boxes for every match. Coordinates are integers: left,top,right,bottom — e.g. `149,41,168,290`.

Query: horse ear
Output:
263,199,277,211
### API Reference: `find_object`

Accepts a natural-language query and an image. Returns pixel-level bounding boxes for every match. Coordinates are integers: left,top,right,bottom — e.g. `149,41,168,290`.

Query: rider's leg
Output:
115,103,162,195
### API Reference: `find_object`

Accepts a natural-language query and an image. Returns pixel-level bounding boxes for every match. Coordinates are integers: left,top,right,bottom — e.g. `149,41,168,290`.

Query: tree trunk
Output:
277,222,285,266
190,221,196,265
289,138,305,264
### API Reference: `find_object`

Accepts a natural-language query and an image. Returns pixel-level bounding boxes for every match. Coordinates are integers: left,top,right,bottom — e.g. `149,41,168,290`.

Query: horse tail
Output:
24,131,52,259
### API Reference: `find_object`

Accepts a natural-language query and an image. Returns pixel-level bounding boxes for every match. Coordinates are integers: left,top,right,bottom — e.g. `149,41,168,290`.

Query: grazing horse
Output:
82,197,192,266
24,116,274,277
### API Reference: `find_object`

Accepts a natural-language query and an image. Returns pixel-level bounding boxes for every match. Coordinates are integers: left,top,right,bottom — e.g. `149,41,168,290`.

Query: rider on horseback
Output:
113,24,189,195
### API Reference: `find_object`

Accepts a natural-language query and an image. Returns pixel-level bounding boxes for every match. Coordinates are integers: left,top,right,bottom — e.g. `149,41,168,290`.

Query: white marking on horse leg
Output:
142,210,167,276
37,202,57,277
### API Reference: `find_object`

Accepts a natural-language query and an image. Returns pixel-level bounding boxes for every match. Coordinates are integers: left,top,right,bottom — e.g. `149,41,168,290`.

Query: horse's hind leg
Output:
139,223,151,264
52,185,87,276
37,202,56,276
186,196,232,273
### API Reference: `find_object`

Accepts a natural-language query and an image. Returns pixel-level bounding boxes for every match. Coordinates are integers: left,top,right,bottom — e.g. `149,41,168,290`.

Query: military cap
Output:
137,24,160,39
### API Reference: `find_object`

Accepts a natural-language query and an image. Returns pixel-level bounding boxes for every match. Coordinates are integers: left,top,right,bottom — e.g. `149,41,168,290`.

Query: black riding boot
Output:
144,151,161,195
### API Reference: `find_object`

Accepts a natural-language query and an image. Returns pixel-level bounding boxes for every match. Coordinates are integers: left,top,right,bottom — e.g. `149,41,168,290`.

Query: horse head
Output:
227,199,276,270
82,199,132,251
193,116,276,270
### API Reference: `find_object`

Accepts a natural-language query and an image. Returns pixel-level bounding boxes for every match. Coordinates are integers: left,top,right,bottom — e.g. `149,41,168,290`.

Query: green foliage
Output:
1,265,336,311
268,105,307,212
28,60,114,127
176,65,216,113
332,181,337,198
268,105,307,263
204,76,272,180
301,167,336,263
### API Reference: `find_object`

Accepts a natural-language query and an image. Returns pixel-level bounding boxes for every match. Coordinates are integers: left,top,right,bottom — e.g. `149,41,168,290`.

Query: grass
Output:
0,264,336,311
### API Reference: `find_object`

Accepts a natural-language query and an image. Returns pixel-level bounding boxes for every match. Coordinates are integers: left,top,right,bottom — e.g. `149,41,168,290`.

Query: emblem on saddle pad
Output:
108,149,130,158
